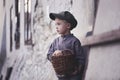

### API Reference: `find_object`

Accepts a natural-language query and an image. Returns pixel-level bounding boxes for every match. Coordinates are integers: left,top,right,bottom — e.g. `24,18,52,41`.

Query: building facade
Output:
0,0,120,80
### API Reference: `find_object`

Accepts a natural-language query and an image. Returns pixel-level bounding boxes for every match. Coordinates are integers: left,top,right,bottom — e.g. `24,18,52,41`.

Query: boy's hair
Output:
49,11,77,30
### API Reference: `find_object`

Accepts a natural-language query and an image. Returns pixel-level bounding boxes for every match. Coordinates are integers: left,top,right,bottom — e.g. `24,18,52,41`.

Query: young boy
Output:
47,11,85,80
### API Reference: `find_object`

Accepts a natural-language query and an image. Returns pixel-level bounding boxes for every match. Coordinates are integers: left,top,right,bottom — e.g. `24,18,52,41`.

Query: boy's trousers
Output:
58,74,81,80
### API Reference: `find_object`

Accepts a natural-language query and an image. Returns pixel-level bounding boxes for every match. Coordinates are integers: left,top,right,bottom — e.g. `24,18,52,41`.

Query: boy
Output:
47,11,85,80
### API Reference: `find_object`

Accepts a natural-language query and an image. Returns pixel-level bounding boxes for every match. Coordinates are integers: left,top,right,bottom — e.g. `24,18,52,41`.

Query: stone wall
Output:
16,0,94,80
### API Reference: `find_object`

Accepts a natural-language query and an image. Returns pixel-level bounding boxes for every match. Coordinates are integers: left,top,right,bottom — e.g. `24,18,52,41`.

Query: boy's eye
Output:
57,23,60,25
56,23,61,25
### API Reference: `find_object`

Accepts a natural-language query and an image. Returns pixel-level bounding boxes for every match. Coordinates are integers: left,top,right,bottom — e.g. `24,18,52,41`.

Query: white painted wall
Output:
94,0,120,34
0,0,27,80
85,42,120,80
85,0,120,80
0,0,5,51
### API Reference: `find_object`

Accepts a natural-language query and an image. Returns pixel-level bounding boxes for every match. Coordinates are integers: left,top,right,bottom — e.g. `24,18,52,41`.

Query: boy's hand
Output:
71,69,78,75
71,65,82,75
52,50,63,56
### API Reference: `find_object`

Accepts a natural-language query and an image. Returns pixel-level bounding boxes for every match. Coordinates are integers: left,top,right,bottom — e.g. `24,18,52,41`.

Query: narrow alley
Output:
0,0,120,80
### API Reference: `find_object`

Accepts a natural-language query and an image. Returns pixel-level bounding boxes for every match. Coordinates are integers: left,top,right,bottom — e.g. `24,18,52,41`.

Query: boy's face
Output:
55,18,70,35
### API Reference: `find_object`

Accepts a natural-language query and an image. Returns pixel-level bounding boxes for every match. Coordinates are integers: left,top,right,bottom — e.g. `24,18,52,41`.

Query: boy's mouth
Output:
56,29,59,32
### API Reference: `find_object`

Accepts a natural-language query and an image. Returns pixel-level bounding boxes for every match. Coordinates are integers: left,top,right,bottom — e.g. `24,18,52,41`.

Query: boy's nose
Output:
56,26,58,29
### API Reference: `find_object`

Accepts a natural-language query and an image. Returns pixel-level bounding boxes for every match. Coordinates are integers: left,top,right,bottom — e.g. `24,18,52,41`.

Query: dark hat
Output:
49,11,77,30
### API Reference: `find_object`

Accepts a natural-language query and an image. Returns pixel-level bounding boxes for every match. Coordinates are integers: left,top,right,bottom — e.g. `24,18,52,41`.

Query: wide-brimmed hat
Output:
49,11,77,30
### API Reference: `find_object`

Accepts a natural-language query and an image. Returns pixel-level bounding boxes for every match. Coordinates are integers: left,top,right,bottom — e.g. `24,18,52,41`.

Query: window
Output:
10,6,13,51
3,0,5,6
14,0,20,49
24,0,32,45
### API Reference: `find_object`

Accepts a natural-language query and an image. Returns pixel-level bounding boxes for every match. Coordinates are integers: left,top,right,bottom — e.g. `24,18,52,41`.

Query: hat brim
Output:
49,13,65,20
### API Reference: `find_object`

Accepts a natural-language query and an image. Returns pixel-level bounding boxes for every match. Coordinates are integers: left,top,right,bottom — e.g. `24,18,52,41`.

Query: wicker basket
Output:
51,50,76,75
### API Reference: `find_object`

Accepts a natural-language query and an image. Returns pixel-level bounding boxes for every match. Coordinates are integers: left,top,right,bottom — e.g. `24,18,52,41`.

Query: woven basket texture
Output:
51,50,76,75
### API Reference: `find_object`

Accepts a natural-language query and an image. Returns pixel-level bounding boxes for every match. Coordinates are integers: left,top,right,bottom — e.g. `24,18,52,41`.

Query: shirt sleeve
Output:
47,41,55,61
74,39,85,66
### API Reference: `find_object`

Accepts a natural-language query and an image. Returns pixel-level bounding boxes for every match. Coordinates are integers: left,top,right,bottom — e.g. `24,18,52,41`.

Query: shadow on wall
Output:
81,31,92,80
0,14,7,78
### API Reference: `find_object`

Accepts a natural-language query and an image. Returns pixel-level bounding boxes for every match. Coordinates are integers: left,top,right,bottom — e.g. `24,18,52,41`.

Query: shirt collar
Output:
61,33,73,39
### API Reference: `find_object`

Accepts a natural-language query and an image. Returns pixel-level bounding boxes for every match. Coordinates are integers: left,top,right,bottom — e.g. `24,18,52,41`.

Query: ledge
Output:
81,29,120,46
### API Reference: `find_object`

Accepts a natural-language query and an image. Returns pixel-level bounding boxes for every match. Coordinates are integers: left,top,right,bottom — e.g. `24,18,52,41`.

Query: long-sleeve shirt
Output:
47,34,85,65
